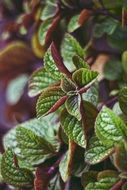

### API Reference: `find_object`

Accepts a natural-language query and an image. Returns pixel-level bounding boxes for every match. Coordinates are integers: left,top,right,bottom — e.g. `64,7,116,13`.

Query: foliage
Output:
1,0,127,190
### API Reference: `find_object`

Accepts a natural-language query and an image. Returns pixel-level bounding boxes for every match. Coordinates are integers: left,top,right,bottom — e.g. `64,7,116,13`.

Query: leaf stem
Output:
110,179,125,190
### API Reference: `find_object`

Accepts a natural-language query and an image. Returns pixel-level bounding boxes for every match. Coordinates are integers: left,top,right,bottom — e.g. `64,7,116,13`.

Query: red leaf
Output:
45,14,61,46
51,42,72,78
34,167,49,190
47,95,67,115
78,9,92,26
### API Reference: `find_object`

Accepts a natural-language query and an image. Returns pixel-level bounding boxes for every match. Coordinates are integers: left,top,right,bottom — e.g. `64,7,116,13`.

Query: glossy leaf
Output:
36,86,66,117
95,107,127,146
28,68,57,97
85,136,113,164
61,33,84,72
44,47,62,80
60,109,86,147
16,126,59,166
65,94,81,121
1,149,33,187
72,68,98,87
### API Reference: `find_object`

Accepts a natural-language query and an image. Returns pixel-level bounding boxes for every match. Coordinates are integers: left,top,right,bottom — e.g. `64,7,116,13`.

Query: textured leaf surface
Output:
82,83,99,106
81,171,98,188
44,47,62,80
65,94,81,121
95,107,127,146
59,141,76,182
93,18,118,38
67,14,80,32
36,86,66,117
85,136,113,164
1,149,33,187
16,127,59,166
60,109,86,147
61,75,76,93
72,55,90,70
28,68,57,97
118,87,127,115
113,142,127,171
40,3,57,20
72,68,98,87
4,114,60,167
38,19,52,46
85,177,118,190
107,26,127,52
61,34,84,72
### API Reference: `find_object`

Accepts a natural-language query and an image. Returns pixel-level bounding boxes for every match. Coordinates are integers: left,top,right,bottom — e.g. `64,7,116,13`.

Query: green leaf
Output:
85,177,118,190
16,126,59,166
81,171,98,188
95,107,127,146
4,114,60,168
44,47,62,80
72,55,90,70
61,33,84,72
85,136,113,165
40,3,57,21
65,94,81,121
113,142,127,171
82,83,99,106
67,14,80,33
104,59,123,81
0,154,3,182
28,68,57,97
60,109,86,147
72,68,98,87
108,26,127,52
38,19,52,46
122,51,127,74
93,0,124,9
6,74,28,105
36,86,66,117
118,87,127,115
49,175,63,190
93,18,119,38
1,149,33,187
59,141,76,182
61,75,77,93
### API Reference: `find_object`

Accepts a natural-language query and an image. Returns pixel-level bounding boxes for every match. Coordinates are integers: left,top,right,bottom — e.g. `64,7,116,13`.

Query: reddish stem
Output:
111,179,125,190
